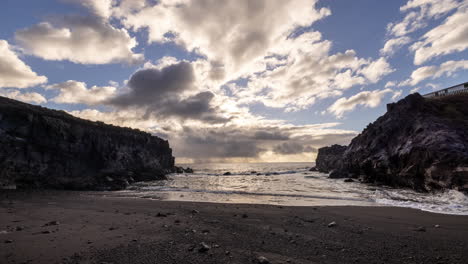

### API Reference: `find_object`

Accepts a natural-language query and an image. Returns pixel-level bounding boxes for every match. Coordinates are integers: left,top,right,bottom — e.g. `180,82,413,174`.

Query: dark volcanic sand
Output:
1,191,467,264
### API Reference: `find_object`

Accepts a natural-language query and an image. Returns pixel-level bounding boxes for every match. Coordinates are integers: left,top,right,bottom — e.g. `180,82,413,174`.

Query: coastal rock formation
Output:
314,144,347,173
317,93,468,193
0,96,175,190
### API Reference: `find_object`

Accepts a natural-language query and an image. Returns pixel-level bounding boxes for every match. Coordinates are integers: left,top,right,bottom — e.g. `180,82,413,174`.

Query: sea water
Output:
114,162,468,215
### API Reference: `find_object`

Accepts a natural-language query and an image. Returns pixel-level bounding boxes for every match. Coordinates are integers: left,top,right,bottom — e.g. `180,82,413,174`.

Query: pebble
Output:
44,221,60,226
415,226,426,232
434,224,440,228
4,239,13,243
156,212,167,217
198,242,211,253
328,221,337,228
257,256,270,264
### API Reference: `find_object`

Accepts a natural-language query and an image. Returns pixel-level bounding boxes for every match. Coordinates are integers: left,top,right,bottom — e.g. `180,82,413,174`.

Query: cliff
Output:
317,93,468,193
314,144,347,173
0,96,175,190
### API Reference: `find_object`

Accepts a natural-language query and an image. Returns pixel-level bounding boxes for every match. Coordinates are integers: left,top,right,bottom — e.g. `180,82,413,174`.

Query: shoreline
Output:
1,191,468,264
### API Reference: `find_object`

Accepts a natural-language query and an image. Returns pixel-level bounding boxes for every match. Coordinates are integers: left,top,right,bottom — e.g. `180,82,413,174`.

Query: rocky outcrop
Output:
0,96,175,190
314,144,347,173
319,93,468,193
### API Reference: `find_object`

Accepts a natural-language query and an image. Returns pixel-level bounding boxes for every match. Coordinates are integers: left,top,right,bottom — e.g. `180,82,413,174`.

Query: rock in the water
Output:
316,93,468,193
223,172,232,175
0,96,174,190
315,145,347,173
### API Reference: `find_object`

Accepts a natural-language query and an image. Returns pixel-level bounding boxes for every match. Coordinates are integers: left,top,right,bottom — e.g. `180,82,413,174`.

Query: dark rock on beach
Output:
0,96,175,190
317,93,468,193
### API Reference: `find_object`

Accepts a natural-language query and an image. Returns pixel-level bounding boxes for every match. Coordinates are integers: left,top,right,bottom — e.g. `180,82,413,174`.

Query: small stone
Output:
257,256,270,264
44,221,59,226
415,226,426,232
223,172,232,175
434,224,440,228
191,209,200,214
15,226,24,231
328,221,337,228
198,242,210,253
242,213,248,218
344,178,354,182
174,219,181,224
41,230,51,234
225,250,230,255
156,212,167,217
4,240,13,243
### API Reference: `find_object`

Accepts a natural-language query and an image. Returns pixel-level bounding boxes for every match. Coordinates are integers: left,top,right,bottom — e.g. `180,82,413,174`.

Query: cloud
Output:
64,0,113,18
0,89,47,104
110,61,230,123
381,36,412,56
383,0,461,57
387,0,460,37
233,33,394,111
115,0,330,79
272,142,316,155
46,80,116,105
69,107,357,162
359,57,395,83
401,60,468,86
15,15,143,64
0,40,47,88
411,3,468,65
328,89,395,118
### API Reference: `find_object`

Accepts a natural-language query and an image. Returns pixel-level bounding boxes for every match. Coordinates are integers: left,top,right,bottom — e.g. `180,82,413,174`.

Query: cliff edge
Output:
316,93,468,193
0,96,175,190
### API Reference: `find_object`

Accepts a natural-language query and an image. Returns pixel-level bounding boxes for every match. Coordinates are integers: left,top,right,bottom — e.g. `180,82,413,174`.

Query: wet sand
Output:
1,191,467,264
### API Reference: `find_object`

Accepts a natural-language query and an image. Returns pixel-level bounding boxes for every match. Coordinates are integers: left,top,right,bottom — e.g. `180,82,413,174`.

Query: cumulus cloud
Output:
381,36,412,56
115,0,330,79
65,0,113,18
46,80,116,105
400,60,468,86
232,33,394,111
0,40,47,88
15,15,143,64
411,3,468,65
110,61,230,123
328,89,396,118
0,89,47,104
383,0,462,58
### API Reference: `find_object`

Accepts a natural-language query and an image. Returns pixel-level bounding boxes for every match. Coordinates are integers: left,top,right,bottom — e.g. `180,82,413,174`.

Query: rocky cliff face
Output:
0,96,175,190
315,144,347,173
318,93,468,193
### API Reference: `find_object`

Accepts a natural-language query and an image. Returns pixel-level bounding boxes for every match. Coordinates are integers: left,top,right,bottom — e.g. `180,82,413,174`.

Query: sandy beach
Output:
1,191,467,264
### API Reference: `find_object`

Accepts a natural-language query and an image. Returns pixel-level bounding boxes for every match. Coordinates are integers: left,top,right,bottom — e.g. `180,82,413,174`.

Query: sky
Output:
0,0,467,163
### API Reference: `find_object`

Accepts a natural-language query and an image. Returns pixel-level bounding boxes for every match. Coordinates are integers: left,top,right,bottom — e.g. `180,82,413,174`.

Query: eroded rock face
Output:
315,145,347,173
0,96,175,190
320,93,468,193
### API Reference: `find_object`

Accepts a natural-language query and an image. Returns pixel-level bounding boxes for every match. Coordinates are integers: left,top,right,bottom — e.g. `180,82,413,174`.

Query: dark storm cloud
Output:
110,62,229,123
111,62,195,106
167,125,357,161
272,142,316,155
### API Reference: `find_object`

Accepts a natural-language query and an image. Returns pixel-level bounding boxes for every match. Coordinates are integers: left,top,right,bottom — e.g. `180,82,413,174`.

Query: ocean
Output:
113,162,468,215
